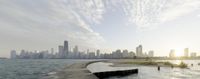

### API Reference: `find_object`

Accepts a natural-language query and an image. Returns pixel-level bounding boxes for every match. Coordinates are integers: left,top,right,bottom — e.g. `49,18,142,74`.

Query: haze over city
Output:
1,0,200,57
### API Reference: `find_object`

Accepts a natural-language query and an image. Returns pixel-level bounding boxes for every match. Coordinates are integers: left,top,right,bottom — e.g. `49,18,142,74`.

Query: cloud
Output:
1,0,200,56
114,0,200,30
0,0,105,51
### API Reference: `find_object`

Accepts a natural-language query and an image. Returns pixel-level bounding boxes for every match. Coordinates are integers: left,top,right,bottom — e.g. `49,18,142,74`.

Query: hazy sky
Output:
1,0,200,57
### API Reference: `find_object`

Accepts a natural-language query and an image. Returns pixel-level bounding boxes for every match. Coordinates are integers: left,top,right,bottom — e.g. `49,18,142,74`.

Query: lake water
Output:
108,60,200,79
1,59,200,79
0,59,93,79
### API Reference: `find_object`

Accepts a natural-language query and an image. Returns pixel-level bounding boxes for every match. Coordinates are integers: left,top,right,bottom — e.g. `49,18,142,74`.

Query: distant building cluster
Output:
169,48,198,58
10,40,69,59
10,41,154,59
136,45,154,57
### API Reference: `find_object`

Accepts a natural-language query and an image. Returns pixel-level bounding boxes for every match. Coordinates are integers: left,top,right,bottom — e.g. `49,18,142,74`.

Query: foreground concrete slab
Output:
87,62,138,79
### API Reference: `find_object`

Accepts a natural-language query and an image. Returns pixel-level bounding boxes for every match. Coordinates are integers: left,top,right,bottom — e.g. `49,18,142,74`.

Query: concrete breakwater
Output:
93,68,138,79
44,60,138,79
87,62,138,79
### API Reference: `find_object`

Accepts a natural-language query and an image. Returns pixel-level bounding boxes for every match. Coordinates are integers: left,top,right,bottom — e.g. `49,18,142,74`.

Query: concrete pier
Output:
44,61,138,79
87,62,138,79
93,68,138,79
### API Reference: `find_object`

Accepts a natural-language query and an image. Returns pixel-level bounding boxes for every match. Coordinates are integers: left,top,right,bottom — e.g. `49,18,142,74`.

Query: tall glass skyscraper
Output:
63,40,69,58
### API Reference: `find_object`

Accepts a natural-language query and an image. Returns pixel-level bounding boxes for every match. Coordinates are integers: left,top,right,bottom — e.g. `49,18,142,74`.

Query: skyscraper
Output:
20,50,26,58
51,48,54,54
73,45,78,54
10,50,17,59
190,52,197,58
73,45,79,58
96,49,100,58
184,48,189,57
58,45,64,58
63,40,69,58
122,50,129,58
115,49,122,58
136,45,143,57
169,49,175,58
148,50,154,57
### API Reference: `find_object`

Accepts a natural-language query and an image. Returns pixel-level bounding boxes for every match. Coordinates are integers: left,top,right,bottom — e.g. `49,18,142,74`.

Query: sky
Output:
1,0,200,57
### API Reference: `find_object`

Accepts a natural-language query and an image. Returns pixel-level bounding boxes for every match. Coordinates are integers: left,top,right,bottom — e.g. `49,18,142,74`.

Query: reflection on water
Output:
108,60,200,79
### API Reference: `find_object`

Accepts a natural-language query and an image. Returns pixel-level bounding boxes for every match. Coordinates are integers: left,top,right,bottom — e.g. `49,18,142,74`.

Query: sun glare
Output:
175,48,183,57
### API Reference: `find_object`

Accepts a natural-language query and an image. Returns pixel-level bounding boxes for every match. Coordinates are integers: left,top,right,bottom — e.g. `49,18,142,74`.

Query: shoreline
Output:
43,59,190,79
43,61,103,79
108,59,188,68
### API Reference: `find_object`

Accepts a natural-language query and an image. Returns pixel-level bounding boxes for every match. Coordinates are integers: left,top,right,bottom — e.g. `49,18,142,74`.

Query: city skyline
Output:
9,40,200,59
6,42,200,58
1,0,200,57
10,40,155,59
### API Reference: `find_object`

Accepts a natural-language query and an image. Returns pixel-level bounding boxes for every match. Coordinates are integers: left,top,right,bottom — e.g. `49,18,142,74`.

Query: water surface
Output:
108,60,200,79
0,59,92,79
